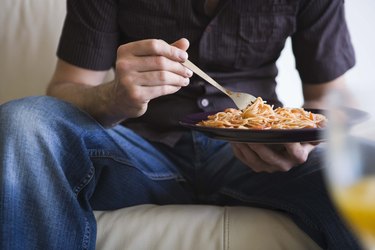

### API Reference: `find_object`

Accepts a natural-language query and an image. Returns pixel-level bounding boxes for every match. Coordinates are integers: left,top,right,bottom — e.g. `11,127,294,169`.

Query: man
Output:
0,0,360,249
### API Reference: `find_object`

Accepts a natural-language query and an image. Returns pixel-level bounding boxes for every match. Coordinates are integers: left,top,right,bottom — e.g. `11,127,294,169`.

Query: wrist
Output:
91,80,127,127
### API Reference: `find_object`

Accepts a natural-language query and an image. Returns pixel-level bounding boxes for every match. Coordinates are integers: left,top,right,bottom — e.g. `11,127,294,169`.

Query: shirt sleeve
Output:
292,0,355,84
57,0,119,70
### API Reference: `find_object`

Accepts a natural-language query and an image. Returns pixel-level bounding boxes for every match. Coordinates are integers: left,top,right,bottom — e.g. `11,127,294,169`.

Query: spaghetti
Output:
197,97,327,129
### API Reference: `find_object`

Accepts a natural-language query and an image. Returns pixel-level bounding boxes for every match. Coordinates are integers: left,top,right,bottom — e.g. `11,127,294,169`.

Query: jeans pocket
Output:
89,149,181,181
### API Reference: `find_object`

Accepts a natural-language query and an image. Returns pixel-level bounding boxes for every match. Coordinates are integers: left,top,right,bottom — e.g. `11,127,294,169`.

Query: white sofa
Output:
0,1,321,249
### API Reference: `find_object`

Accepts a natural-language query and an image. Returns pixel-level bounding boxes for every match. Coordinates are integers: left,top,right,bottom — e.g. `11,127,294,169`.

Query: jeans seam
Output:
82,217,91,250
73,166,95,196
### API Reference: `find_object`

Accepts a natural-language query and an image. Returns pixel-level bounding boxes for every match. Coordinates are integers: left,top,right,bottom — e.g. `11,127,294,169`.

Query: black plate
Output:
179,107,369,143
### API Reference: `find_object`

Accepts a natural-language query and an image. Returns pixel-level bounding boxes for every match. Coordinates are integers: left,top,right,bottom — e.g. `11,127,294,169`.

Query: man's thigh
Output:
88,126,195,210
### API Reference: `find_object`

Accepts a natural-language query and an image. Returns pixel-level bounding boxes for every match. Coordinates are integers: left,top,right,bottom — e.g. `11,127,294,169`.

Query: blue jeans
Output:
0,96,361,250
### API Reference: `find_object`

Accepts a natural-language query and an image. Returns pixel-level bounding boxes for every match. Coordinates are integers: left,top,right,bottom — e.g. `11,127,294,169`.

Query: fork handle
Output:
182,60,228,95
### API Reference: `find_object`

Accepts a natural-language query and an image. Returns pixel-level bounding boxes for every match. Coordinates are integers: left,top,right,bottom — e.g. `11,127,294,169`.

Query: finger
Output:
137,70,190,87
248,144,295,172
118,55,193,78
171,38,190,51
133,85,184,101
120,39,189,62
231,143,277,173
120,84,183,105
284,143,315,164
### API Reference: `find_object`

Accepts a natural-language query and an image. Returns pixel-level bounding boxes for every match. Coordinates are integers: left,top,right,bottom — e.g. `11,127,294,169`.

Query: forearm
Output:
302,75,356,109
47,81,123,127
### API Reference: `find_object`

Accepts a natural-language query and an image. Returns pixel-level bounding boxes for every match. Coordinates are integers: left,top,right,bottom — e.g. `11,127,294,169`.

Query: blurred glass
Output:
325,89,375,249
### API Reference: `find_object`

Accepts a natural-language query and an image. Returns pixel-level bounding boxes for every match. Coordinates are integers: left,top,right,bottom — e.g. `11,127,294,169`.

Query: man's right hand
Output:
111,38,192,119
47,38,192,127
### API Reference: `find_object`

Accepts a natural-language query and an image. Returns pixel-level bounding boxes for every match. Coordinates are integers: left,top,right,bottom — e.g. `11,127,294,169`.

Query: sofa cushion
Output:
0,0,66,103
94,205,321,250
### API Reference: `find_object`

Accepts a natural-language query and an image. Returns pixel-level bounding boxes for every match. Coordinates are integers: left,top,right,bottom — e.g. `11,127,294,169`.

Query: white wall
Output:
276,0,375,111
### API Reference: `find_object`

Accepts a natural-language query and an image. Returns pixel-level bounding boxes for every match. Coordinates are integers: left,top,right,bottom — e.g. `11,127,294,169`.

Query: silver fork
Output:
182,60,256,110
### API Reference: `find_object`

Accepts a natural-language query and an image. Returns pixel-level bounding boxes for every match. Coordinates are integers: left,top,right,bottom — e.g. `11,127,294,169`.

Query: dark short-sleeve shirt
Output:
57,0,355,146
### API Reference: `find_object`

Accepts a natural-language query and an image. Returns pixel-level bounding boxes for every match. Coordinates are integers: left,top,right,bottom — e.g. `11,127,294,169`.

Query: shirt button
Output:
201,98,210,107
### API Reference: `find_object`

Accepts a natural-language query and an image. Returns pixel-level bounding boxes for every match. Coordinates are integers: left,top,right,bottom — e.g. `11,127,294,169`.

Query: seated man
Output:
0,0,361,249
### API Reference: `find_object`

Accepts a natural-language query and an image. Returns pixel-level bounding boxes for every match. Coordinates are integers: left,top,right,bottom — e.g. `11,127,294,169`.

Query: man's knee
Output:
1,96,63,132
0,96,94,140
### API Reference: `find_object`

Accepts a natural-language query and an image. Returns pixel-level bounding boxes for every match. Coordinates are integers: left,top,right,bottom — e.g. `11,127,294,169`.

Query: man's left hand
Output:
231,143,316,173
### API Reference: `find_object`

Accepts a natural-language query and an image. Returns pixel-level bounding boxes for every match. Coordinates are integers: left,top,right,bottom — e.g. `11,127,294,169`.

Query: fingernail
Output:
179,51,188,61
186,69,193,77
184,78,190,86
